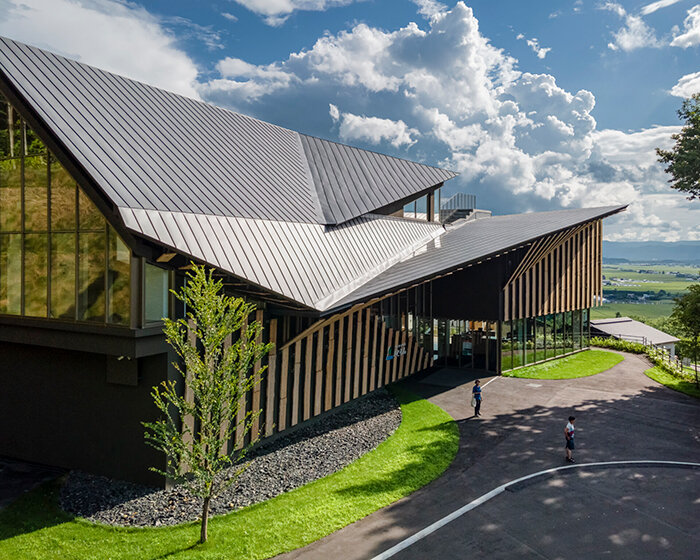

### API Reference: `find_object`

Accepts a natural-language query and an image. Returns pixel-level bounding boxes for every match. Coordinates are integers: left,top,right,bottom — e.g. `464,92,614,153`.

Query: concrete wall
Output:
0,341,166,486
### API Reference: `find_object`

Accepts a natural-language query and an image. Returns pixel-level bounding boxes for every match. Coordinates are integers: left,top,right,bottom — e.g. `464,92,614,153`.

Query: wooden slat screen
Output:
503,220,603,320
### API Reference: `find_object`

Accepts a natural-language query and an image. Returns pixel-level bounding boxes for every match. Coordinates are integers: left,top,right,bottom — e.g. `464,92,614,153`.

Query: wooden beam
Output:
362,308,370,395
325,320,335,411
369,314,378,391
278,346,289,431
235,315,249,449
251,310,263,440
291,340,301,426
265,318,278,437
378,320,387,388
303,333,313,421
353,309,362,399
335,317,344,407
314,327,324,416
344,312,354,403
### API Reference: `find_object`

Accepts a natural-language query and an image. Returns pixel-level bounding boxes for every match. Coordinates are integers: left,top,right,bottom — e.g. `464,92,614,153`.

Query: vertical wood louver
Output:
503,220,603,321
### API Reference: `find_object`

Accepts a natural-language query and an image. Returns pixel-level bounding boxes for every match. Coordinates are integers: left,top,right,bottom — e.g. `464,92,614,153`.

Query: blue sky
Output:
0,0,698,241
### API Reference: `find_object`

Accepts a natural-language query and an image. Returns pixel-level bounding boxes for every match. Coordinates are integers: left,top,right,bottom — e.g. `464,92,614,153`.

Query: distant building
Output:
0,36,626,485
590,317,679,357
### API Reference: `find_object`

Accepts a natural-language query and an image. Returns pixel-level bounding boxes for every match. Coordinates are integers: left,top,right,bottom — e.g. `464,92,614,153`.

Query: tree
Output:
656,93,700,200
143,265,272,543
671,284,700,387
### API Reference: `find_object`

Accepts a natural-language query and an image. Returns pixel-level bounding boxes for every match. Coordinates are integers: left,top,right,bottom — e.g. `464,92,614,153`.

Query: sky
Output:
0,0,698,241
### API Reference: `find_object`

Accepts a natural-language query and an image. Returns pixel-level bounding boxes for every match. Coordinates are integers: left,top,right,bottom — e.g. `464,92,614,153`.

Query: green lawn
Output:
590,302,676,320
0,386,459,560
503,349,624,380
644,366,700,399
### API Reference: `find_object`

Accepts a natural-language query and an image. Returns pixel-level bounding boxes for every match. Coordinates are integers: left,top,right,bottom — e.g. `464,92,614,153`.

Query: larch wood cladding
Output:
256,304,429,447
503,220,603,321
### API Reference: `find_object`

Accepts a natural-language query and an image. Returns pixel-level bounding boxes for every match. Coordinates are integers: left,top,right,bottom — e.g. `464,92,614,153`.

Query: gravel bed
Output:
60,389,401,527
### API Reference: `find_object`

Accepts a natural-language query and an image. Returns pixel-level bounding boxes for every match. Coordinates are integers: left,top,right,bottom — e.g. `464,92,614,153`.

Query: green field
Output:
602,265,696,295
590,302,677,320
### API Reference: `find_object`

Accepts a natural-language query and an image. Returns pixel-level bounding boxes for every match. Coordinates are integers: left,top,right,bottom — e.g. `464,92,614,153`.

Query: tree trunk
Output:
200,495,211,544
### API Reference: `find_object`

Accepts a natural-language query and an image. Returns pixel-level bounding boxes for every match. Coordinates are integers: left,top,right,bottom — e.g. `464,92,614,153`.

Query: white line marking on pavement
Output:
482,377,498,388
370,460,700,560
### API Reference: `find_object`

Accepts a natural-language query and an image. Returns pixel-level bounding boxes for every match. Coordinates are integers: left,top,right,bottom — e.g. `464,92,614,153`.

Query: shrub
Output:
590,336,646,354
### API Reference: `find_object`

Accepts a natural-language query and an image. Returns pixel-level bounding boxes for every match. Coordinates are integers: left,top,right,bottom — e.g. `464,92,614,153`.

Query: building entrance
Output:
437,319,498,372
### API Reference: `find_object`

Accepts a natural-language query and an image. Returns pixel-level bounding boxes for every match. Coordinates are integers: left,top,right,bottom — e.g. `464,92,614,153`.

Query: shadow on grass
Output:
0,478,74,541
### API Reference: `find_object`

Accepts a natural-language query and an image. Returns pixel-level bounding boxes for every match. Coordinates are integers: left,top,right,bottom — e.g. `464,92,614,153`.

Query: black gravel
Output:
60,389,401,527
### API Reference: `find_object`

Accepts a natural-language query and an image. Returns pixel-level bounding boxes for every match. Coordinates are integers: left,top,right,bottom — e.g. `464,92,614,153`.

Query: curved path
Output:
279,351,700,559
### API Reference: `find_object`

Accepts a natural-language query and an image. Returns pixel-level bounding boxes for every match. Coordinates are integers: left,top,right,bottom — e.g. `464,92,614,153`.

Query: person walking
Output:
564,416,576,463
472,379,482,417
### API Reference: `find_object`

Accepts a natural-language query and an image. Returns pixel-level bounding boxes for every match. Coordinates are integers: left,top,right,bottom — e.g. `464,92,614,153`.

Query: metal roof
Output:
0,36,456,226
120,208,443,310
591,317,679,345
329,205,627,310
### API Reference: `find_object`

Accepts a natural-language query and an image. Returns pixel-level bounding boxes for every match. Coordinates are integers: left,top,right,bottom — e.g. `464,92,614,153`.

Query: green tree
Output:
143,265,272,543
671,284,700,387
656,93,700,200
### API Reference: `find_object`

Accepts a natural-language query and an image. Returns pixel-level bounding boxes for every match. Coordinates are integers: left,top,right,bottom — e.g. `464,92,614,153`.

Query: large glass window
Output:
0,95,131,325
573,310,582,351
0,234,21,314
501,320,513,371
545,314,555,359
145,263,169,323
582,308,590,347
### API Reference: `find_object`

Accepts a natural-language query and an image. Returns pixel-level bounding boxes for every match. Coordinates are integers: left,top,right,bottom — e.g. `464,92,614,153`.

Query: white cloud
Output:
670,5,700,47
600,2,662,51
330,106,419,148
0,0,200,98
641,0,683,16
670,71,700,97
411,0,447,19
221,12,239,22
232,0,360,26
526,37,552,59
200,2,700,241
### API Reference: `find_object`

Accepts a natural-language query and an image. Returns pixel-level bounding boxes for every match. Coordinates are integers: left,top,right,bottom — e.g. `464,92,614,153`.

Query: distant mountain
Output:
603,241,700,264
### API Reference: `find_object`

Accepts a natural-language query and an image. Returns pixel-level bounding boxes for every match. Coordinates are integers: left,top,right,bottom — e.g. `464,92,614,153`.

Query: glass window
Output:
0,234,21,314
78,231,106,322
0,158,22,232
545,314,555,359
513,318,525,368
525,317,536,365
24,156,48,232
535,315,546,362
108,227,130,325
145,263,168,323
78,189,103,231
582,308,590,347
0,102,22,160
501,320,513,372
50,159,76,231
23,233,48,317
573,310,582,351
0,99,132,326
564,311,573,353
555,313,565,356
51,233,76,319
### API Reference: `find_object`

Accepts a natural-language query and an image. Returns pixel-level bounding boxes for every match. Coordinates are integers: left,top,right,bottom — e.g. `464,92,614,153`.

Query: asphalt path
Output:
280,351,700,560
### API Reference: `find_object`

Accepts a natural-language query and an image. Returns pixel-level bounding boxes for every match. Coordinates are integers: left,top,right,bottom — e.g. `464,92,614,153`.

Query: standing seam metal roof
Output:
0,36,457,226
329,205,628,310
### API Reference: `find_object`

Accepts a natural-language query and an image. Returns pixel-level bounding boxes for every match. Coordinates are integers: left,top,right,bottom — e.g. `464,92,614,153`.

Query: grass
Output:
503,349,624,380
644,366,700,399
0,385,459,560
590,302,676,320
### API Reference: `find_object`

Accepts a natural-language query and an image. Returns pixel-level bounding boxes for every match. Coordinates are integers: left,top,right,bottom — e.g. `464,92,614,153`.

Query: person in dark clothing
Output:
472,379,482,417
565,416,576,463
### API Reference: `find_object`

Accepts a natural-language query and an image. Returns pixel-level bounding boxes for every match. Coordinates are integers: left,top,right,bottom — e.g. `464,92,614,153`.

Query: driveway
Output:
280,351,700,559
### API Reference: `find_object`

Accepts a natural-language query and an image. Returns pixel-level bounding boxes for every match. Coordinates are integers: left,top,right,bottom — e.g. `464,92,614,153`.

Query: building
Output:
591,317,679,357
0,37,626,485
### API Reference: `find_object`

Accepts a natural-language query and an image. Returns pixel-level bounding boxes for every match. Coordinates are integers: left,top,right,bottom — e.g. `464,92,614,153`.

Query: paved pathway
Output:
280,351,700,559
